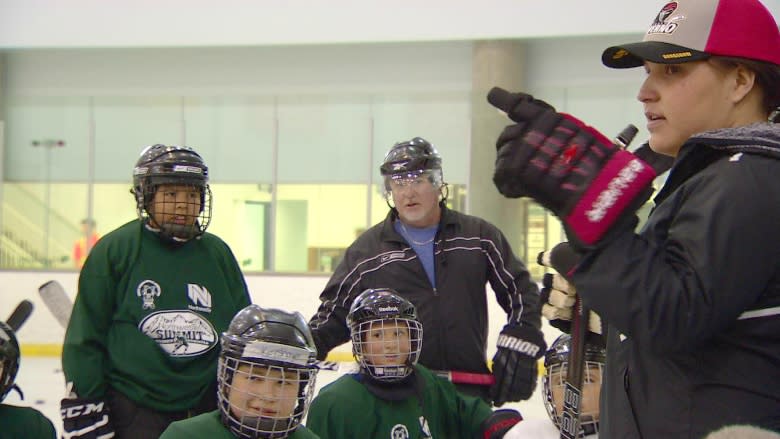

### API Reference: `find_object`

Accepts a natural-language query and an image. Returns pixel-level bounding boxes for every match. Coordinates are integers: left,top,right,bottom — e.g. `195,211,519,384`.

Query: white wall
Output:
0,0,673,49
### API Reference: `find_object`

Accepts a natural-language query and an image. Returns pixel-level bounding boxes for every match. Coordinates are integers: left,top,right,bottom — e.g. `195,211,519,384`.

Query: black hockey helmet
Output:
218,305,318,439
0,322,20,403
380,137,442,176
543,333,605,437
131,144,212,242
347,288,423,382
379,137,446,204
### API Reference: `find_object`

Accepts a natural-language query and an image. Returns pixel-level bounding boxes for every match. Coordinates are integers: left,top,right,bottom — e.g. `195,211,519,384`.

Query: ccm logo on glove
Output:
61,401,107,419
496,334,541,357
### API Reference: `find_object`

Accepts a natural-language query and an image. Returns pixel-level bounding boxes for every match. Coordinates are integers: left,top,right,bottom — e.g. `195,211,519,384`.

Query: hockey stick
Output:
38,279,344,372
556,125,639,439
38,280,72,329
6,300,34,332
559,296,588,439
434,370,495,386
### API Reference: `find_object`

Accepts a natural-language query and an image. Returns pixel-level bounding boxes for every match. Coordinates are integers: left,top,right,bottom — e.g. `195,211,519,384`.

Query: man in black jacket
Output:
309,137,545,406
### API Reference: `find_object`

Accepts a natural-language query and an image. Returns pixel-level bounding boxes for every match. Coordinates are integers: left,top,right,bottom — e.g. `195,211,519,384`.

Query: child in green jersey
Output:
61,144,251,439
160,305,320,439
0,321,57,439
307,288,522,439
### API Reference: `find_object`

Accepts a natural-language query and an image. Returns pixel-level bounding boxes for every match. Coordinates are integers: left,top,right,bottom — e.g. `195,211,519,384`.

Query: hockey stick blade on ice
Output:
6,300,34,332
38,280,73,329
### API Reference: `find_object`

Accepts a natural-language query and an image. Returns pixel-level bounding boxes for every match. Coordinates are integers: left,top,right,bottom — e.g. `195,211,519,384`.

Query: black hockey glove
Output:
477,409,523,439
488,87,658,249
61,396,115,439
490,323,546,406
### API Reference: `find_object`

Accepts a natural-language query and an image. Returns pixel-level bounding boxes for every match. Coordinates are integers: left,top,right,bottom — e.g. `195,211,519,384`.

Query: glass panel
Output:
3,96,91,181
207,183,273,273
92,96,183,182
277,96,372,183
276,184,368,273
2,97,93,268
1,182,87,269
372,93,470,185
183,96,275,183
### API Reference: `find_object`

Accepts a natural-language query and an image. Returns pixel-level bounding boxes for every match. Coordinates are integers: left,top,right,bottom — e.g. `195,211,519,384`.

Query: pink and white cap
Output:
602,0,780,68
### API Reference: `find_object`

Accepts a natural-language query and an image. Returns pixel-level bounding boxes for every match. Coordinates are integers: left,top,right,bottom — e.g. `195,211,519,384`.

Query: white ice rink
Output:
7,356,563,438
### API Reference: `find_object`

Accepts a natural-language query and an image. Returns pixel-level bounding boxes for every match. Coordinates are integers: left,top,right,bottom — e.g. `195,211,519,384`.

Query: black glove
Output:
490,323,546,406
61,396,115,439
478,409,523,439
488,87,658,249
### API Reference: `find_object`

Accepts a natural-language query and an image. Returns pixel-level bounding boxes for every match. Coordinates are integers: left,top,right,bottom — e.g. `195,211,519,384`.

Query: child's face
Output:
362,320,412,367
550,362,602,422
228,364,299,421
148,184,201,228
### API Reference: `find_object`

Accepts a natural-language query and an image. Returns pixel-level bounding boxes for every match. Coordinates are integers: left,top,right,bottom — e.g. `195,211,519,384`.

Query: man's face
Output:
388,172,441,228
148,184,201,229
361,319,412,367
228,364,299,421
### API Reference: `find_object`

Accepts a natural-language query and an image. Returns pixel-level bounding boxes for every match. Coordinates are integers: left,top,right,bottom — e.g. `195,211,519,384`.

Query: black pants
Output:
107,381,217,439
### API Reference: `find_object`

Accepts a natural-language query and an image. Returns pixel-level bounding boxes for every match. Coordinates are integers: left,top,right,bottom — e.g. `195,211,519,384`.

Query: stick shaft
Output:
559,296,588,439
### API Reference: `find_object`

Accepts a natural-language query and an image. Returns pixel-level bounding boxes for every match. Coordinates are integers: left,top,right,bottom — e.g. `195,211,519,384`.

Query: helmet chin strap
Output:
159,223,198,242
144,219,199,245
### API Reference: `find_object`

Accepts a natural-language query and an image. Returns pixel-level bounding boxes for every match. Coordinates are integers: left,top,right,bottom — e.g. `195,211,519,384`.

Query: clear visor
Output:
382,169,443,196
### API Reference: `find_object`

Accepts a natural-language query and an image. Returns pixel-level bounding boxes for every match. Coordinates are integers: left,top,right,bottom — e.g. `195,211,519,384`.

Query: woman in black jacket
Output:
491,0,780,437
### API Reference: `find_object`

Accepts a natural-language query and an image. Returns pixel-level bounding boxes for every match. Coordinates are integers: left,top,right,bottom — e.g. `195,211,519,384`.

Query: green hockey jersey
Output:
63,220,251,411
307,365,493,439
160,410,320,439
0,404,57,439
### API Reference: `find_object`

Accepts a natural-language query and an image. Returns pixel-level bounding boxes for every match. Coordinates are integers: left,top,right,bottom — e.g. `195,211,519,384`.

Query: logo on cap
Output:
647,2,681,35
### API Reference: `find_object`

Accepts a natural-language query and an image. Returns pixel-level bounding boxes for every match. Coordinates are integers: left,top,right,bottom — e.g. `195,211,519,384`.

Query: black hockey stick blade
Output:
6,300,34,332
559,296,588,439
38,280,73,329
